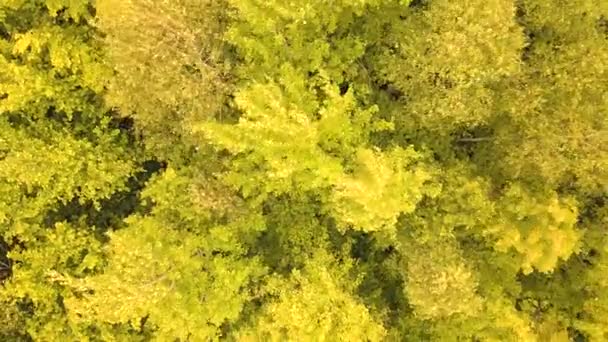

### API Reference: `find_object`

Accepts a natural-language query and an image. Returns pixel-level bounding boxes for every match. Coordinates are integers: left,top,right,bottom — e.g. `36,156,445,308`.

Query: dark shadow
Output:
44,159,167,237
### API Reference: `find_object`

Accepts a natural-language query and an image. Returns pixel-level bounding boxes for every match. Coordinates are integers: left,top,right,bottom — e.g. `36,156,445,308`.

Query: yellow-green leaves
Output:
489,185,580,274
372,0,525,131
226,0,379,82
95,0,229,159
0,121,134,226
0,2,140,339
403,237,483,319
3,0,608,340
238,251,386,342
0,221,103,340
64,216,264,341
1,15,109,117
332,147,432,233
60,166,266,340
200,80,434,234
44,0,92,21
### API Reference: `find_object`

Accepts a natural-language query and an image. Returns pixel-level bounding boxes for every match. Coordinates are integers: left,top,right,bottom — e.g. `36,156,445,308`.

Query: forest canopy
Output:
1,0,607,341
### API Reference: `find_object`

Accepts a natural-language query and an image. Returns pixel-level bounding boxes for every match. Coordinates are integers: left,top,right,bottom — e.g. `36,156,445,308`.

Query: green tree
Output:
1,1,139,339
236,251,386,342
2,0,607,340
95,0,231,160
474,0,608,190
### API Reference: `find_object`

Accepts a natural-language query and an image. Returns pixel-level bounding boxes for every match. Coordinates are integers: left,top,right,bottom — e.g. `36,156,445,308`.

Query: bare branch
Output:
456,137,494,142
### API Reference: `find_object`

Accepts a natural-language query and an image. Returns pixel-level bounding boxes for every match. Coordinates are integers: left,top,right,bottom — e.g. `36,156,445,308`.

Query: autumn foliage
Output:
1,0,607,340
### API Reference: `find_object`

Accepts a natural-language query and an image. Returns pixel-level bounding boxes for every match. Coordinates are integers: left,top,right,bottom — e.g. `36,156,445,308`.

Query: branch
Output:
456,137,494,142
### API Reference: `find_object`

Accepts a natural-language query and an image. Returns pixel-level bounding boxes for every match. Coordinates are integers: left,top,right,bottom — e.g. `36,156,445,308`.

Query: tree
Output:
2,0,608,340
0,1,139,339
236,251,386,341
95,0,231,160
368,0,525,133
473,0,608,190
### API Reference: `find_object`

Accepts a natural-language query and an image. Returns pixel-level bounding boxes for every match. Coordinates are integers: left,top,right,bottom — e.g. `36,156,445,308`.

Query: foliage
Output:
94,0,231,160
236,251,386,341
1,0,607,341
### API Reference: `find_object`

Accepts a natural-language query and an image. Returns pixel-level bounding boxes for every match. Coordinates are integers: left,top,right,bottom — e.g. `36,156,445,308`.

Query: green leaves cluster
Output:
1,0,607,341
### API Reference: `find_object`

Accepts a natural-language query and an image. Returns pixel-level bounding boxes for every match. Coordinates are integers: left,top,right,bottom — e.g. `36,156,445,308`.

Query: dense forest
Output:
0,0,607,340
